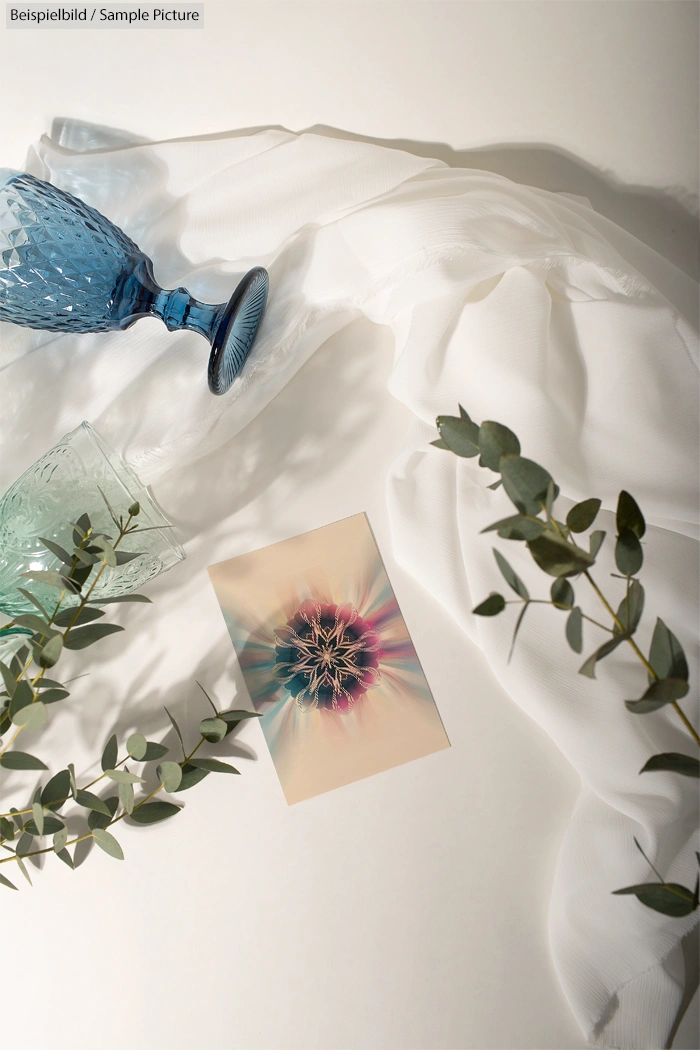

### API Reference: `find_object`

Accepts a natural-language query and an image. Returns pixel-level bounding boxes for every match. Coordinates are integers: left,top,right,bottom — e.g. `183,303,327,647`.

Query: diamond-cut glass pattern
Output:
0,169,145,332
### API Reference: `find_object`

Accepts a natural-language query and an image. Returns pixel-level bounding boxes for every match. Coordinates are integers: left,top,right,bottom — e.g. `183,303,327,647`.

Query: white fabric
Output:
1,125,698,1049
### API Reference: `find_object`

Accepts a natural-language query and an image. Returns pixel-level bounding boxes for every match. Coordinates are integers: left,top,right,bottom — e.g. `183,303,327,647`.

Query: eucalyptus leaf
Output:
37,634,63,668
0,873,18,890
53,606,104,628
579,632,632,678
129,801,182,825
92,828,124,860
32,802,44,837
625,678,689,713
199,717,227,743
115,551,142,565
640,753,700,778
101,734,118,772
0,663,16,697
436,412,480,458
473,593,506,616
565,607,583,653
126,733,148,760
19,570,80,594
12,701,47,731
0,751,47,770
481,515,545,541
53,826,68,853
500,455,553,516
118,780,135,815
478,421,520,471
56,847,74,869
156,761,183,792
219,710,262,723
38,537,73,566
13,614,56,637
9,679,33,718
587,530,605,558
92,594,152,604
16,857,32,885
75,790,112,817
41,769,71,811
527,533,595,578
87,796,119,831
137,742,169,762
189,757,240,775
493,549,529,600
68,764,77,799
648,619,688,683
430,438,449,450
0,817,15,841
105,769,144,785
616,491,646,539
615,529,643,576
508,602,529,663
25,814,64,837
612,882,695,917
173,763,210,792
62,623,125,650
15,588,50,618
566,499,601,533
41,688,70,704
16,832,33,856
551,578,574,609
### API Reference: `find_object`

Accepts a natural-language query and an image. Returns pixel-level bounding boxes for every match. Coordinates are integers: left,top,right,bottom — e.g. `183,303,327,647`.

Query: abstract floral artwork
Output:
208,513,449,804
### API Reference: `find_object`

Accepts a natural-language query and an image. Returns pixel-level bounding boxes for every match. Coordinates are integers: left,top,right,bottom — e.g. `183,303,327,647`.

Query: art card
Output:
208,513,449,804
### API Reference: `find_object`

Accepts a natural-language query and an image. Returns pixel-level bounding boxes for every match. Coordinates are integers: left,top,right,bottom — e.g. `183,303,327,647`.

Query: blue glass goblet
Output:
0,169,269,394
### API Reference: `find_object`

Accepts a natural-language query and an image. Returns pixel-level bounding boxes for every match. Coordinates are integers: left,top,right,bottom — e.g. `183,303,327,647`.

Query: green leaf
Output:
0,663,16,697
0,817,15,841
545,479,556,520
436,411,480,458
473,593,506,616
157,761,182,792
137,741,169,762
115,551,142,566
71,547,99,567
36,634,63,668
0,751,47,770
87,796,119,831
62,623,125,650
92,594,152,604
16,588,51,618
126,733,147,761
68,763,77,799
579,632,632,678
56,847,74,869
566,499,601,533
616,490,646,539
640,753,700,778
13,614,56,637
587,533,604,558
38,536,73,566
648,619,688,683
614,580,645,635
615,529,643,576
41,688,70,705
219,710,262,723
53,606,104,628
566,607,583,653
9,808,24,831
75,790,112,817
16,831,33,856
199,717,227,743
612,882,695,917
105,769,144,785
526,533,595,578
16,857,32,886
101,734,118,772
478,421,520,471
12,702,47,731
493,549,529,600
91,537,117,568
19,570,80,594
173,763,210,792
41,770,71,811
129,801,182,825
32,802,44,837
92,828,124,860
551,578,574,609
508,602,529,663
0,873,18,891
189,757,241,775
430,438,449,451
625,678,690,713
25,814,64,837
118,780,134,815
9,679,33,719
500,455,553,516
53,826,68,853
164,706,186,759
487,479,502,491
481,515,545,541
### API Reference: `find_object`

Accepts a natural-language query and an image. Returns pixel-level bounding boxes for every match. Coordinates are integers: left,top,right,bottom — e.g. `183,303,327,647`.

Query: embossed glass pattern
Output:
0,422,185,618
0,169,268,394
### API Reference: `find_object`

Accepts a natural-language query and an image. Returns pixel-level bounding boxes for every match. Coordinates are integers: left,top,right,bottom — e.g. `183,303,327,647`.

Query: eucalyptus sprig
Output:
0,503,259,890
433,405,699,917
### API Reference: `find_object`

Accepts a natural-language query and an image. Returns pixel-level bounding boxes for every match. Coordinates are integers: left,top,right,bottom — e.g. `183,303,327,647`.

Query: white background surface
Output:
0,3,698,1049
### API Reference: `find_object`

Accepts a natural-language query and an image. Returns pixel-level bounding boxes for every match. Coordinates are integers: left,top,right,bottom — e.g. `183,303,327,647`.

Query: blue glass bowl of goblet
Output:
0,169,269,394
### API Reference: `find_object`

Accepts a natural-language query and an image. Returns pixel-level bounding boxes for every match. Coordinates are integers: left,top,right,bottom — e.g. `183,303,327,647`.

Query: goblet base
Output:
208,267,269,395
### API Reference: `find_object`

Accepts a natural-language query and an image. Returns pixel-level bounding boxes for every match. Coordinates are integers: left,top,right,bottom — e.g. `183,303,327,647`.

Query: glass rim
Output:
73,420,186,564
